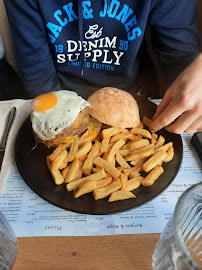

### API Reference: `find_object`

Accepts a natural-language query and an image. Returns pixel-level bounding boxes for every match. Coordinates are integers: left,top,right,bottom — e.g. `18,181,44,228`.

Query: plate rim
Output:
15,94,183,215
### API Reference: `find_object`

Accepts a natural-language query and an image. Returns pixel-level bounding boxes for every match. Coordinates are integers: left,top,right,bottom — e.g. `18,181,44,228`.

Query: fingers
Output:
165,110,199,134
150,54,202,134
150,101,184,132
184,116,202,134
153,90,172,120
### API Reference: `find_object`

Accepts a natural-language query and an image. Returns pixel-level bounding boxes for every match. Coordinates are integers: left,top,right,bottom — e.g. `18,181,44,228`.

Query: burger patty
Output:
55,106,90,138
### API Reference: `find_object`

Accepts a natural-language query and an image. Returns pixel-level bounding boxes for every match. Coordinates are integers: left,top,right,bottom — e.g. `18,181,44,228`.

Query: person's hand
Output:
150,54,202,134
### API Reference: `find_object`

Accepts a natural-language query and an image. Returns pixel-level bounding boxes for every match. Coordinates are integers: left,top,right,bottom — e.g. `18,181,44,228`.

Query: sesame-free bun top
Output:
87,87,140,128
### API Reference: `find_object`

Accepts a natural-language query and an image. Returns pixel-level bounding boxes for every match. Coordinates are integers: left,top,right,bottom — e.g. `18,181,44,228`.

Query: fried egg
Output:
31,90,90,141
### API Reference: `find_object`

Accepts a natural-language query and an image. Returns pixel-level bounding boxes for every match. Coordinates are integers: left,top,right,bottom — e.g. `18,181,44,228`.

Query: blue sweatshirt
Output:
4,0,200,98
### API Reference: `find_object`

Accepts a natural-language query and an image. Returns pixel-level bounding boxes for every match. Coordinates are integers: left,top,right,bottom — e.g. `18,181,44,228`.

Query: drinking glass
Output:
0,211,18,270
152,182,202,270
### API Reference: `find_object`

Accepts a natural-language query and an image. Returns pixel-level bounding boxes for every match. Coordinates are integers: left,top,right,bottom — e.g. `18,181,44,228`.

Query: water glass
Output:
152,182,202,270
0,211,18,270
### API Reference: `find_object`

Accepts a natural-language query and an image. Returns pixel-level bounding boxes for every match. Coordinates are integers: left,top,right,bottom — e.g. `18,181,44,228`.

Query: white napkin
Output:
0,99,31,193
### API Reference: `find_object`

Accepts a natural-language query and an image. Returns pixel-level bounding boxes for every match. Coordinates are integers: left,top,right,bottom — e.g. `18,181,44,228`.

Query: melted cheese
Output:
43,117,101,147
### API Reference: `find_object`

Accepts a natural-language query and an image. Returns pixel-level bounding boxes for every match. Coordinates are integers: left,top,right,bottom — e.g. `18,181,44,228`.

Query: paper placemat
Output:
0,98,201,236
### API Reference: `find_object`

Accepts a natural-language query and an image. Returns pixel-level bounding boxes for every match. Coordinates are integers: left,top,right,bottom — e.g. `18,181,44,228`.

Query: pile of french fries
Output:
46,116,174,202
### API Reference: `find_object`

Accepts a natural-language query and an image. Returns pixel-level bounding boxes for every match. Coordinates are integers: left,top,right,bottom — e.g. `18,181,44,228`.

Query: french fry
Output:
93,178,121,200
128,139,150,151
61,163,71,178
108,142,115,149
74,161,83,180
126,133,139,141
130,128,152,139
93,157,121,179
125,143,155,161
96,177,112,189
83,168,93,176
117,166,124,172
142,116,153,128
129,172,140,179
66,180,82,192
83,141,100,171
92,166,102,173
64,159,80,183
120,173,128,190
74,180,97,198
66,168,106,191
155,135,165,149
78,140,87,147
102,127,128,138
49,170,64,185
158,160,163,166
108,190,136,202
143,150,167,172
159,142,173,152
74,140,92,159
164,146,174,163
111,157,116,166
141,165,164,186
100,137,110,153
104,172,111,178
151,133,158,144
46,157,64,185
68,141,79,162
48,144,66,162
47,111,175,203
93,169,111,178
116,152,131,169
81,168,106,181
130,157,148,166
107,139,126,163
110,133,128,143
52,149,68,170
72,188,78,198
125,176,143,191
152,142,173,155
121,141,135,150
59,156,68,170
123,162,143,176
102,127,121,138
103,148,111,160
78,154,88,163
119,149,130,157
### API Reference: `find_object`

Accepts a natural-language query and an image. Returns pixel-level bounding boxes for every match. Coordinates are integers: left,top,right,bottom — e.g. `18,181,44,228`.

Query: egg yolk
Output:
31,93,58,112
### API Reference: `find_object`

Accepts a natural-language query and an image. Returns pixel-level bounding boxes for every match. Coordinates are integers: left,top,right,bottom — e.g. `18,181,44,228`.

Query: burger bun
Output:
87,87,140,128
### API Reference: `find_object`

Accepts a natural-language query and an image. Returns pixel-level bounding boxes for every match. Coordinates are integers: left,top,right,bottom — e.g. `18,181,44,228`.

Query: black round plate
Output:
15,91,183,215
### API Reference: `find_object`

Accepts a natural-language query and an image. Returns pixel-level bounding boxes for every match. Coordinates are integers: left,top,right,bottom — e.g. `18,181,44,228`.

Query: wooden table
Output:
13,234,160,270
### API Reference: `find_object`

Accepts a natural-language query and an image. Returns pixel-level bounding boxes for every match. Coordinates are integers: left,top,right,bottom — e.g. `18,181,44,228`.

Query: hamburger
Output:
88,87,140,128
31,88,140,147
31,90,101,147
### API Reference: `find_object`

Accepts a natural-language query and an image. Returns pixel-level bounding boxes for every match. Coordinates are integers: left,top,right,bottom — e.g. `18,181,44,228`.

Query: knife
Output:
0,107,17,171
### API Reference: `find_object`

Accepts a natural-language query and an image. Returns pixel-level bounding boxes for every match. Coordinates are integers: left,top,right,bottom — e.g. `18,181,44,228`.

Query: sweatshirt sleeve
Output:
149,0,201,88
4,0,61,98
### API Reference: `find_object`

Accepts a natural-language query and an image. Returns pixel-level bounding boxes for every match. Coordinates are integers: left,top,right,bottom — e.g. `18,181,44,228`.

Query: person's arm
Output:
4,0,61,98
148,0,202,134
149,0,200,89
150,54,202,134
